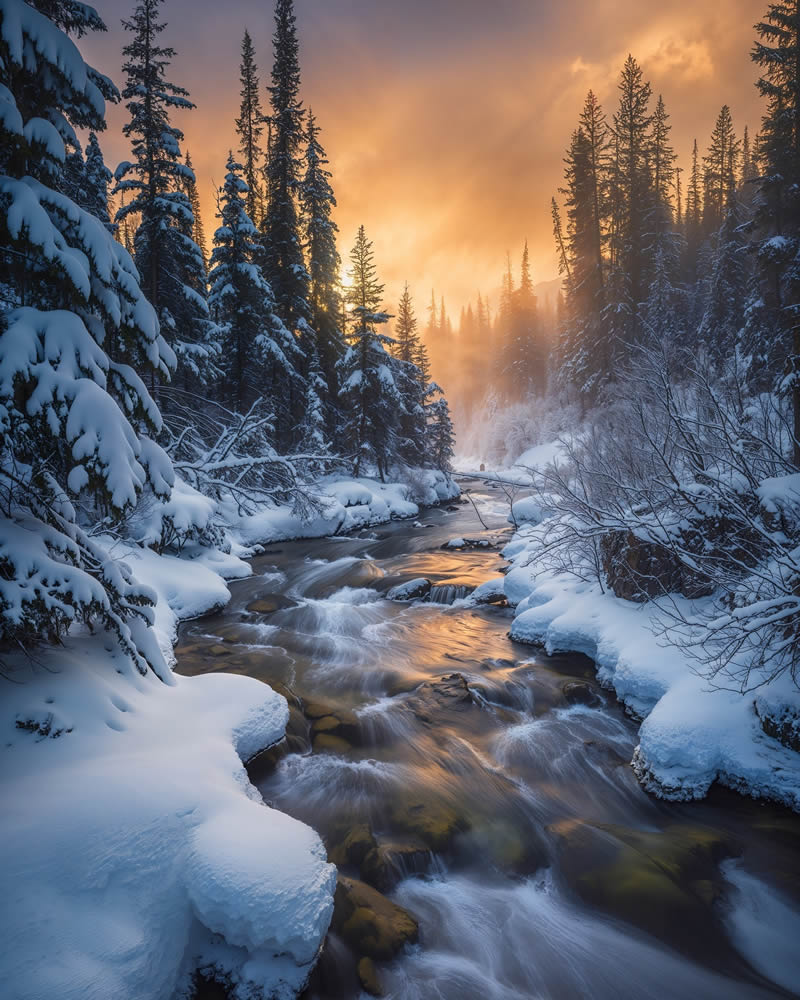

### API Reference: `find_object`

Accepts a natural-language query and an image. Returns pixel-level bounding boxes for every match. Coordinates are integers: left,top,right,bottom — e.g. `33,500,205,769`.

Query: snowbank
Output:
0,466,460,999
500,521,800,810
0,642,336,1000
232,469,458,547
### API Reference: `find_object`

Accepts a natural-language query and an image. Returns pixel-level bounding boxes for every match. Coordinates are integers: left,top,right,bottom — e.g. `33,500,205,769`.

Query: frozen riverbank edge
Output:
483,500,800,813
0,470,458,1000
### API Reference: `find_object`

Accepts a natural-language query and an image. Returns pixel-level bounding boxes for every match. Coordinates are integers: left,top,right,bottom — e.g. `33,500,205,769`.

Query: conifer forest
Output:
2,2,800,999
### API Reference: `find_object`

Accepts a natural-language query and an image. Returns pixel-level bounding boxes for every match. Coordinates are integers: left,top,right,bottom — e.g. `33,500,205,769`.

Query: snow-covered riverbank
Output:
495,507,800,811
0,469,457,1000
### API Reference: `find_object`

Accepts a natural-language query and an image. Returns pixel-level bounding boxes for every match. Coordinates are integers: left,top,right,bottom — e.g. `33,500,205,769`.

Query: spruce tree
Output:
702,105,740,235
300,108,343,413
749,0,800,458
208,153,299,414
262,0,311,335
83,133,115,232
236,29,266,227
610,55,653,346
392,284,426,466
183,150,208,270
338,226,400,479
115,0,217,387
699,189,749,362
0,0,174,676
295,346,334,473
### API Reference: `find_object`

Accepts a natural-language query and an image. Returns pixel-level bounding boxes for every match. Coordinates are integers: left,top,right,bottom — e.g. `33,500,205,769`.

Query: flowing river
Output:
176,483,800,1000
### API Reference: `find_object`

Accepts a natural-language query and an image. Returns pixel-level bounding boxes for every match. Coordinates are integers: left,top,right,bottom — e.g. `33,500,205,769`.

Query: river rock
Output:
246,594,299,615
406,672,475,724
357,957,384,997
390,798,469,851
360,840,435,892
313,732,352,755
386,578,432,601
328,824,378,868
311,709,362,746
332,877,419,960
562,681,603,708
553,819,736,961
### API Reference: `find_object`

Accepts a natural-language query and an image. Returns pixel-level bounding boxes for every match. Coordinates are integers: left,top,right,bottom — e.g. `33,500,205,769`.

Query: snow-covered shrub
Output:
520,344,800,691
0,0,174,676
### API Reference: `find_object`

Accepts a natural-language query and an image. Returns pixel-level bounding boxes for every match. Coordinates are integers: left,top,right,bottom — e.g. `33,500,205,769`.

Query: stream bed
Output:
176,484,800,1000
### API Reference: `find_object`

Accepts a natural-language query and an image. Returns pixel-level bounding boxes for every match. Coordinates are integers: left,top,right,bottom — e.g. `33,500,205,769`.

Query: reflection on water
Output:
176,488,800,1000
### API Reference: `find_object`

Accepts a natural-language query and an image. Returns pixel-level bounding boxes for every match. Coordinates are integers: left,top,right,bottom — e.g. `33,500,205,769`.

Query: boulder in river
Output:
357,957,384,997
360,839,437,892
328,824,378,869
562,680,603,708
332,876,419,960
245,594,299,615
385,578,432,601
406,672,476,724
389,797,469,852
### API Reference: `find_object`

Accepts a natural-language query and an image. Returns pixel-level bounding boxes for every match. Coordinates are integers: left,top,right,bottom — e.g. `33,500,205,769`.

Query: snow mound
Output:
0,645,335,1000
233,470,458,547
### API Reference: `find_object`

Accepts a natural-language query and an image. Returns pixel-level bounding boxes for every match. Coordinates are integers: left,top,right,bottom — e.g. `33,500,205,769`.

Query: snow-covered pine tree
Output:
115,0,217,389
698,187,750,363
208,153,299,415
295,346,334,475
262,0,311,338
83,132,115,232
300,108,343,424
183,150,208,271
609,55,653,348
236,29,266,228
338,226,400,479
427,396,456,473
748,0,800,458
391,283,426,466
0,0,175,677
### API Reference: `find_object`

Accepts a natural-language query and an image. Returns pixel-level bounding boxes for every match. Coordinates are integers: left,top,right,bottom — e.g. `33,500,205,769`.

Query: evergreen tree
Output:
0,0,174,675
183,150,208,270
295,346,334,473
748,0,800,456
702,105,740,235
262,0,311,335
699,189,750,362
208,154,298,414
236,29,266,226
392,284,426,466
115,0,217,386
394,282,419,362
300,108,343,413
338,226,400,479
83,132,115,232
609,55,653,346
427,397,455,473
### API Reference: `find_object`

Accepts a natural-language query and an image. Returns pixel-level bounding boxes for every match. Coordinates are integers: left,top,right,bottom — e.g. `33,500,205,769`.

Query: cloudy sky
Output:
84,0,767,316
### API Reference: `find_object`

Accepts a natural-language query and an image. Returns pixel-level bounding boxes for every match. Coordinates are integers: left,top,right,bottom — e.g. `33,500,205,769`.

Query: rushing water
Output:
176,485,800,1000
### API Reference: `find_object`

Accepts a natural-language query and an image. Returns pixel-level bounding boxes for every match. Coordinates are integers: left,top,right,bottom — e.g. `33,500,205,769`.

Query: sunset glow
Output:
85,0,767,315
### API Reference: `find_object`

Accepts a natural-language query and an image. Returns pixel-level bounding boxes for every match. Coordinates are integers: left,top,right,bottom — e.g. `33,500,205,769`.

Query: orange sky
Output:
84,0,767,318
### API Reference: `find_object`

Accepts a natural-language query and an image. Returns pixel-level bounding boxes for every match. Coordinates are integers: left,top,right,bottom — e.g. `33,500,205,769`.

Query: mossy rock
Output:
390,799,469,852
552,819,737,960
328,824,378,868
313,732,352,755
357,957,384,997
332,877,419,960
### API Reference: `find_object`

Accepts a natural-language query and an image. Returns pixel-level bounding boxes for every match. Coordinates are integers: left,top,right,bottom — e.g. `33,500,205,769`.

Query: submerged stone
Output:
333,877,419,960
357,957,384,997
